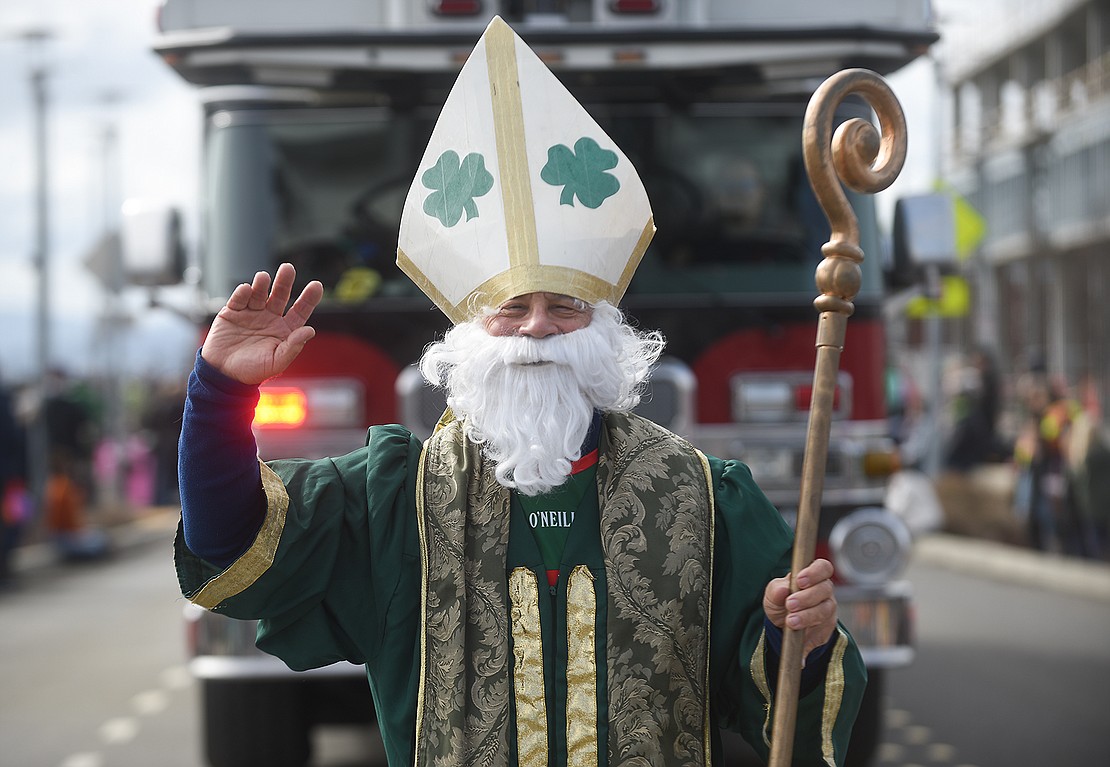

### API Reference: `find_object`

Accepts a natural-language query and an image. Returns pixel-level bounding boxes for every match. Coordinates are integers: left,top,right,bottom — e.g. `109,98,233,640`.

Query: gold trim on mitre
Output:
396,16,655,323
485,18,539,274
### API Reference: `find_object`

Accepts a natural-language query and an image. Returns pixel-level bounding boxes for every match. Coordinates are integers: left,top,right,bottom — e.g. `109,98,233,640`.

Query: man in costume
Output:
175,17,866,767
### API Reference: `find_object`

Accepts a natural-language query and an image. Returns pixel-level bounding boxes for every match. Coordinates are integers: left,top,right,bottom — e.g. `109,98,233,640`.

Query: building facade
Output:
946,0,1109,411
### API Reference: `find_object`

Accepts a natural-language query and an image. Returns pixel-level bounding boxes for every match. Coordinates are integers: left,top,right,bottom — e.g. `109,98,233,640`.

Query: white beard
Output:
418,303,663,496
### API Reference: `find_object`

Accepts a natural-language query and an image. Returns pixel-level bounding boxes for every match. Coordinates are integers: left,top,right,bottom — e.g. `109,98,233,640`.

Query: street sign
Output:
82,230,124,292
905,274,971,318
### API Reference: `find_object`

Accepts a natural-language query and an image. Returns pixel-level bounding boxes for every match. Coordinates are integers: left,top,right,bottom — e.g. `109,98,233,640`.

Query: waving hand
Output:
201,263,324,385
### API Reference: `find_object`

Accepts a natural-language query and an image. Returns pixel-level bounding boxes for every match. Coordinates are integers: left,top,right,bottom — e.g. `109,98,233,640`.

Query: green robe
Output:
176,414,866,767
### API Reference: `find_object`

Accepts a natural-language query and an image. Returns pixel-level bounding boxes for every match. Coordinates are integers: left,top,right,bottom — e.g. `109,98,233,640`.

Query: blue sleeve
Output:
762,618,836,696
178,350,266,568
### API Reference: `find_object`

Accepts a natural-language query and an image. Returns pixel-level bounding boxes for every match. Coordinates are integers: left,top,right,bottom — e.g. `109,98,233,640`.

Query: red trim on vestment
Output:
570,449,598,475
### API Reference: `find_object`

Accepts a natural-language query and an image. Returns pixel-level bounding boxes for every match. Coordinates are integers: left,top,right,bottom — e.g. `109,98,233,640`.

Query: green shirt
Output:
516,462,596,584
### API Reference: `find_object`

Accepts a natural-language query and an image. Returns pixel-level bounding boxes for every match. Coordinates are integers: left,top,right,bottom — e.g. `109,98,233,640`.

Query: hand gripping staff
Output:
768,69,907,767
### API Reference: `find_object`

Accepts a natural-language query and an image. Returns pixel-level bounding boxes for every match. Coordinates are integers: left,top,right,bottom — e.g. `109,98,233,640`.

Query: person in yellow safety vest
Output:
1013,372,1082,553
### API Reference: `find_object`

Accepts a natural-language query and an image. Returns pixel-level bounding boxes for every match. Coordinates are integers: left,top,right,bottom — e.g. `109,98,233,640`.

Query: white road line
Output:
877,741,905,762
99,716,140,745
881,699,982,766
160,664,193,691
60,665,193,767
885,707,913,728
927,742,958,761
59,753,104,767
902,724,933,745
132,689,170,716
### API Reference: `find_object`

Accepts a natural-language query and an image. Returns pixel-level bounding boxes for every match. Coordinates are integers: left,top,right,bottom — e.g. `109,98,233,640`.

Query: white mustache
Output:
496,334,583,367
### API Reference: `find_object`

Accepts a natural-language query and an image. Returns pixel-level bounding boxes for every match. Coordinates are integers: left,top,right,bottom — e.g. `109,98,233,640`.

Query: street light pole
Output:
97,90,128,511
25,30,53,522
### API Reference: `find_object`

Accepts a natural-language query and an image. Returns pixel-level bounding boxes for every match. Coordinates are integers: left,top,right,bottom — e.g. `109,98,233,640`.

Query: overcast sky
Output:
1,1,198,379
1,0,197,305
0,0,1031,380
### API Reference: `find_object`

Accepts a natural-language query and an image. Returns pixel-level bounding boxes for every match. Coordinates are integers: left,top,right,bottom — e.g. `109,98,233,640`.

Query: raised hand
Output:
201,263,324,385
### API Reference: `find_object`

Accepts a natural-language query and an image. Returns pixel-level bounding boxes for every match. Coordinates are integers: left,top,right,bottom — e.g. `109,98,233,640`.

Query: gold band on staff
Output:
767,67,907,767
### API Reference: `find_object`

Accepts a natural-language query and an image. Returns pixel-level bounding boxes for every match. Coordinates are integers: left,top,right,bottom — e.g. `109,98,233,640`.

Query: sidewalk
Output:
8,505,180,578
912,531,1110,603
921,462,1110,603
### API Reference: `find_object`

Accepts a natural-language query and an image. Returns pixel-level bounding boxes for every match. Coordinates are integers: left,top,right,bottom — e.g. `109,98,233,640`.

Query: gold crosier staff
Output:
767,68,907,767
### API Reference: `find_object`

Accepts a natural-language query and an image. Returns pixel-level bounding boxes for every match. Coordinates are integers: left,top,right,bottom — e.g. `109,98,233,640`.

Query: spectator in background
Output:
1012,364,1081,554
43,368,97,497
970,346,1004,460
142,380,186,507
40,369,108,562
943,347,1004,472
44,451,109,562
0,372,28,587
1063,373,1109,560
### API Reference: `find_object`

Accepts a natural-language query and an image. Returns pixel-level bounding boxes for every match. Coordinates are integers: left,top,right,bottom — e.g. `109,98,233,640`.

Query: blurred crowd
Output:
0,367,185,586
1008,359,1108,560
889,348,1109,562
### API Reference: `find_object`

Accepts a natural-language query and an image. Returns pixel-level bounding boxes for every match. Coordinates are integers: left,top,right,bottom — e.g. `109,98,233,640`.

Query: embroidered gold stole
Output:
414,411,715,767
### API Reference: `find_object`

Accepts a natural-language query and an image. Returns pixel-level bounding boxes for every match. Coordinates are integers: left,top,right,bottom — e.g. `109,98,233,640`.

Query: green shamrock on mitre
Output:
541,136,621,209
422,150,495,228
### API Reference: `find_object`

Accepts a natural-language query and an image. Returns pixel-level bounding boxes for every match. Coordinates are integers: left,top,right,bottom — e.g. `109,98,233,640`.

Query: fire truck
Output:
133,2,940,765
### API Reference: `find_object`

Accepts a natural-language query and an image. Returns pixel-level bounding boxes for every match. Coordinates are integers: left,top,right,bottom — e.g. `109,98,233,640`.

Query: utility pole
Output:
97,90,128,511
23,29,53,522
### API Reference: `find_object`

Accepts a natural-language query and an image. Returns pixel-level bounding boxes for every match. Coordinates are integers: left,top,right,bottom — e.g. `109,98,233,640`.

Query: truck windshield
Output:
202,104,882,306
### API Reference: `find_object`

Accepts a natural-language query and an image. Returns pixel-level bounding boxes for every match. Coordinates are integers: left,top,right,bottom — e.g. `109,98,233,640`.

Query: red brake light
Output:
610,0,661,13
255,387,308,429
431,0,483,15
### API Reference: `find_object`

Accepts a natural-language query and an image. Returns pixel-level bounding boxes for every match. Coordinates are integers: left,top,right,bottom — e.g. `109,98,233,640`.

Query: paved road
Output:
0,514,202,767
878,536,1110,767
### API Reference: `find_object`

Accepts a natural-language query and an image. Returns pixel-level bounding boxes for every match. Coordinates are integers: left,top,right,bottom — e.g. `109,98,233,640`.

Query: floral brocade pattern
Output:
416,414,713,767
598,412,713,767
418,421,513,767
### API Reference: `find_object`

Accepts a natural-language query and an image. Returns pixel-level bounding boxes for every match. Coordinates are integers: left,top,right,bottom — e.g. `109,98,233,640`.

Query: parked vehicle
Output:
135,2,940,765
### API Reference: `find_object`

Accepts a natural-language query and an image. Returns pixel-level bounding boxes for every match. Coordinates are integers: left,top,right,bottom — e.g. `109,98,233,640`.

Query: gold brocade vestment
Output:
415,411,716,767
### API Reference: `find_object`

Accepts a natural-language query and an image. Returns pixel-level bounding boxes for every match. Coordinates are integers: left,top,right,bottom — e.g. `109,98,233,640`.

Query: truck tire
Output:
202,679,311,767
845,668,883,767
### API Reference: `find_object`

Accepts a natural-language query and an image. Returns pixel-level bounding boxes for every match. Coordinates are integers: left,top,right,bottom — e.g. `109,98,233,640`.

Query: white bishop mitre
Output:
397,16,655,324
